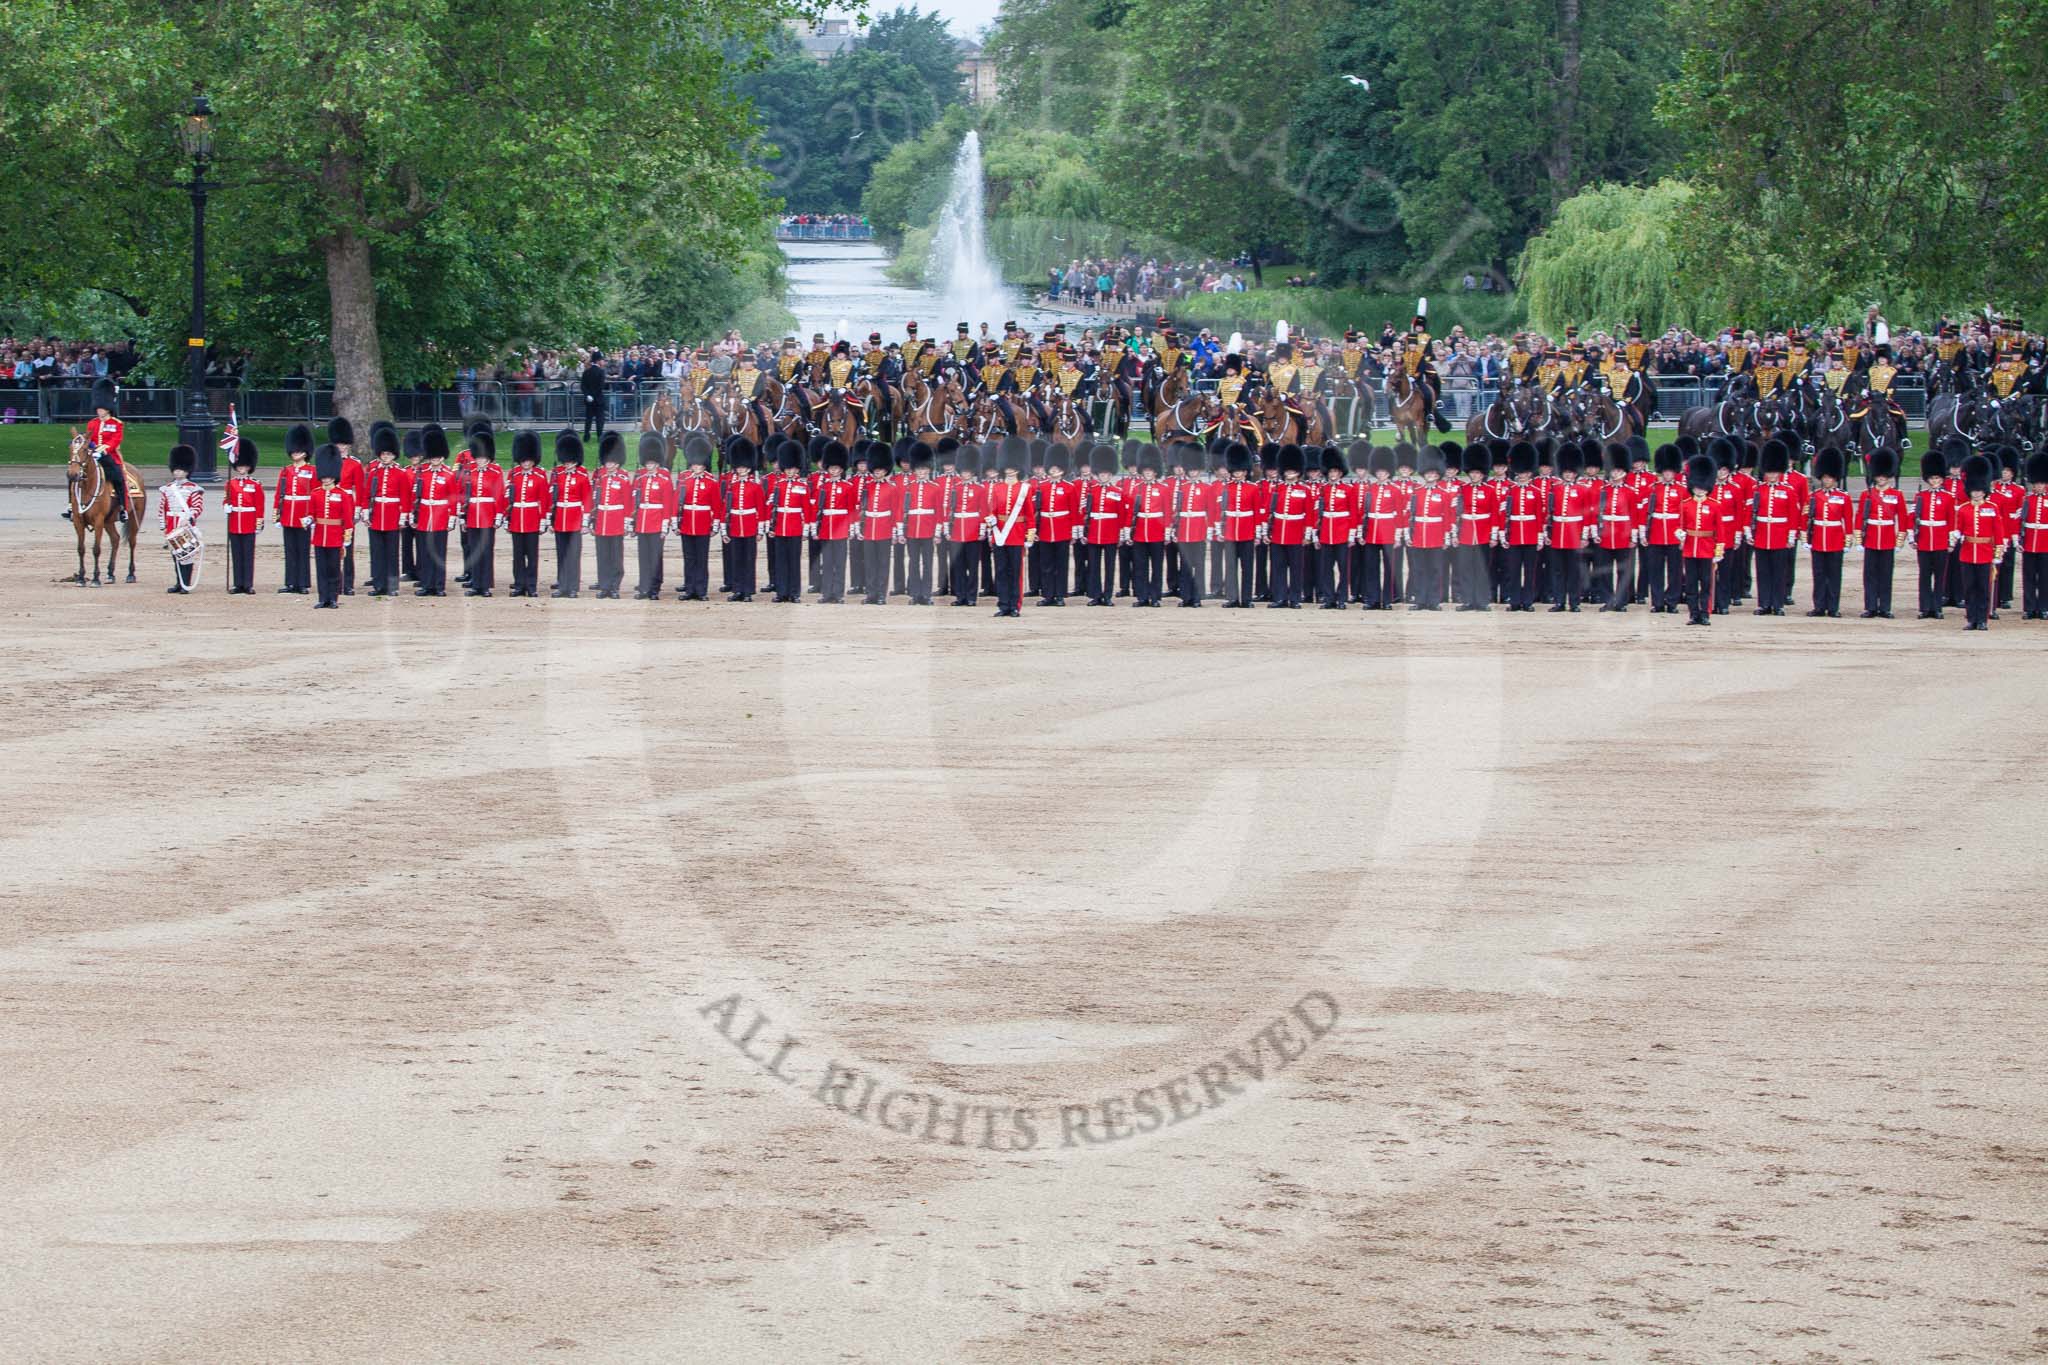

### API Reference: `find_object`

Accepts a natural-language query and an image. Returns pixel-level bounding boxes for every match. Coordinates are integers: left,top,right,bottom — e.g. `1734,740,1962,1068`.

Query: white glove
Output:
1349,527,1362,546
1119,527,1133,546
937,524,949,542
1633,527,1646,546
1166,527,1177,544
1492,530,1504,547
893,526,905,545
1950,531,1961,548
1071,526,1083,543
1305,528,1318,547
1788,532,1800,549
665,519,677,535
1446,533,1457,549
1539,533,1550,549
982,515,997,534
804,523,818,538
851,523,863,540
256,521,266,535
1396,528,1409,547
496,516,507,530
718,525,730,544
1255,525,1269,545
400,514,413,529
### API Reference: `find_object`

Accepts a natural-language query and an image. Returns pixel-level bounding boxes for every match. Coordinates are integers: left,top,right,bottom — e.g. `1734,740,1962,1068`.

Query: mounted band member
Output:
1852,329,1908,428
1404,299,1452,433
66,378,128,524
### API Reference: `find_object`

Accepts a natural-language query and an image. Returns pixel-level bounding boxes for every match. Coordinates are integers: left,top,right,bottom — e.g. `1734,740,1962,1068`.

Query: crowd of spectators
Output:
2,337,146,391
1045,255,1267,307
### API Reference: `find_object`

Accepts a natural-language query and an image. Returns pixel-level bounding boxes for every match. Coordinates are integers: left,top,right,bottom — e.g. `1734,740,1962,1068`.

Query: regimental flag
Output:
219,404,240,455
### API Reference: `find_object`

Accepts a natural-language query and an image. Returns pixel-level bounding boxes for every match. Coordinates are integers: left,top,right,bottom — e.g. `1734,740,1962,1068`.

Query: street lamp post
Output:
175,94,218,482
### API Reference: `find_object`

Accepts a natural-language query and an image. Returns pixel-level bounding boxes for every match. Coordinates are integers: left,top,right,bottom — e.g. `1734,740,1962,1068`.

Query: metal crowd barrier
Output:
774,223,875,240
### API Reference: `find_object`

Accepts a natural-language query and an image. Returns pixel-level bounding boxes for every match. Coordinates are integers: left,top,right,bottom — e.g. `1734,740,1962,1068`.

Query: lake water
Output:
779,241,1106,341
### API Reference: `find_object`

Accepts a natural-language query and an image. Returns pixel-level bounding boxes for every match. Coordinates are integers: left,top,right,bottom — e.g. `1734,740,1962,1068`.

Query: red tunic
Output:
1910,488,1957,553
551,466,594,533
2018,492,2048,554
676,472,725,536
1857,487,1908,551
1501,484,1545,547
1034,477,1081,542
1805,488,1856,553
223,475,266,535
946,476,989,542
813,477,858,541
274,462,318,529
87,415,124,463
504,467,553,534
364,461,414,532
1216,480,1267,544
464,463,507,530
1954,500,2005,564
1644,479,1685,546
1748,481,1804,550
767,476,813,538
1175,479,1218,544
986,479,1037,547
900,478,944,540
412,466,462,533
308,486,357,549
1546,480,1595,550
1456,481,1500,546
1129,479,1173,544
724,476,767,538
1404,483,1456,549
1591,482,1642,550
632,469,677,534
591,468,633,536
1678,495,1723,559
857,476,901,540
1317,480,1360,546
1360,480,1408,546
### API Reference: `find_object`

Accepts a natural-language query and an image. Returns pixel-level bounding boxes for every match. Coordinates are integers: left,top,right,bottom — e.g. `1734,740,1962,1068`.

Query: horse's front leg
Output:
125,519,138,581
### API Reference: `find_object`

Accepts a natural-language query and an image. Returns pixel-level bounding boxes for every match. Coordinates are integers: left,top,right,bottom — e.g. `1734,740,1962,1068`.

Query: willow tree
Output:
1517,180,1720,334
0,0,809,425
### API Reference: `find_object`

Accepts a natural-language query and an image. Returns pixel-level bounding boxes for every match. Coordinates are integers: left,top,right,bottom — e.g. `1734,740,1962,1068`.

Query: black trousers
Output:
1753,546,1792,612
168,552,195,592
418,530,449,594
1223,541,1255,606
281,525,311,591
1643,544,1678,610
1453,543,1491,608
1809,549,1842,614
1996,546,2016,608
720,534,736,591
1502,545,1539,610
1863,547,1894,615
1683,556,1714,622
594,535,624,596
1962,560,1993,626
368,527,400,594
1594,546,1633,608
1253,543,1270,600
465,526,496,591
1037,542,1071,603
1547,546,1584,608
510,530,540,595
1211,540,1228,600
636,532,665,597
582,395,605,441
2022,551,2047,617
1713,547,1737,612
314,544,342,606
892,540,907,595
848,533,866,592
809,537,824,592
228,531,256,592
992,543,1025,613
1316,544,1349,605
402,525,418,579
342,540,356,594
1165,545,1182,599
1117,543,1134,596
1133,541,1165,604
459,526,474,579
817,538,849,602
1358,544,1396,607
728,535,757,596
1080,544,1113,604
861,539,892,604
1179,540,1208,604
553,530,583,596
951,541,982,605
1916,549,1948,615
679,533,712,599
1408,547,1446,608
905,539,934,603
768,536,802,600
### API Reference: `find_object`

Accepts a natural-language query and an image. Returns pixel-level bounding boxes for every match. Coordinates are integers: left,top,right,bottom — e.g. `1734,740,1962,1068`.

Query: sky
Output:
827,0,1002,39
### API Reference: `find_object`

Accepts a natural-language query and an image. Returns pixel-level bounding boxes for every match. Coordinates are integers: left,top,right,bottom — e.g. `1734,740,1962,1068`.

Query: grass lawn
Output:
0,423,297,470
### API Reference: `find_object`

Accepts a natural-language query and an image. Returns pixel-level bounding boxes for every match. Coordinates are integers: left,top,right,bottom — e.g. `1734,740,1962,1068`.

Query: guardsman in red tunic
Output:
308,444,358,609
1856,446,1906,617
1307,447,1354,609
157,443,204,594
1449,445,1499,611
1126,446,1174,607
1403,445,1456,610
1589,444,1642,610
501,431,552,597
985,444,1037,617
945,445,989,606
631,433,677,600
462,430,506,597
1622,436,1657,602
587,431,631,598
77,379,129,524
811,441,857,604
547,430,593,598
223,437,265,594
1357,445,1408,609
1803,447,1855,617
1910,449,1957,618
897,446,944,605
1747,438,1805,615
1212,443,1263,608
674,434,725,601
1493,442,1540,611
1953,453,2005,629
1171,450,1219,607
1545,443,1594,611
766,441,814,604
363,424,414,597
1263,444,1314,608
1032,449,1081,606
854,444,901,605
1078,458,1127,607
274,423,318,594
2018,450,2048,619
721,439,767,601
1677,454,1724,625
1990,450,2025,610
1641,445,1686,613
330,418,367,595
410,424,460,596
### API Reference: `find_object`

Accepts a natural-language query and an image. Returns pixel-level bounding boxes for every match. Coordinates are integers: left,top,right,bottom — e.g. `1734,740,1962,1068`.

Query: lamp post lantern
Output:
175,94,219,481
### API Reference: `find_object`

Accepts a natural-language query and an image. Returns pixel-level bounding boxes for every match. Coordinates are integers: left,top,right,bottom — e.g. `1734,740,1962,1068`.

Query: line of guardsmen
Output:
209,416,2048,628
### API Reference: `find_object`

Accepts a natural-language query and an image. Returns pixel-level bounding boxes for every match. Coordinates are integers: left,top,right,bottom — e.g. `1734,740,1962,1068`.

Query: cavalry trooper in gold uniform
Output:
951,321,975,364
776,336,803,384
1507,333,1538,385
1753,343,1785,397
1853,337,1909,431
1624,322,1649,373
1337,329,1367,385
1560,327,1588,389
1536,340,1565,392
1405,300,1453,432
914,336,942,378
802,332,831,383
1725,329,1755,381
1217,352,1250,419
1785,325,1812,381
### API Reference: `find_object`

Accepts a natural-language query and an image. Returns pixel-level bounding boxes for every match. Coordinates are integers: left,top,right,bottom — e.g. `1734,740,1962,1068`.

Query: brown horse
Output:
851,376,904,439
713,382,764,449
1038,385,1092,451
909,371,965,446
1153,391,1220,448
1322,373,1376,436
641,392,681,463
1384,371,1429,449
813,388,863,448
67,429,143,584
1252,389,1332,447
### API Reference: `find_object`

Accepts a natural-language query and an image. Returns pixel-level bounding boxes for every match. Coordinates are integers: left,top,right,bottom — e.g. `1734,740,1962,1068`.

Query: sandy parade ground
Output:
3,483,2046,1364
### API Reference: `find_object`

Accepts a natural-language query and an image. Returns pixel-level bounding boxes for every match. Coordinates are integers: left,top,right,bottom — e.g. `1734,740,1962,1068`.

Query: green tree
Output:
863,7,967,114
1516,180,1718,334
0,0,807,427
1661,0,2046,320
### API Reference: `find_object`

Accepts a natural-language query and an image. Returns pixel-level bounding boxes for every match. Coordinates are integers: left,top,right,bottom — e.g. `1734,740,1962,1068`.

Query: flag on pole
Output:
219,404,240,455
